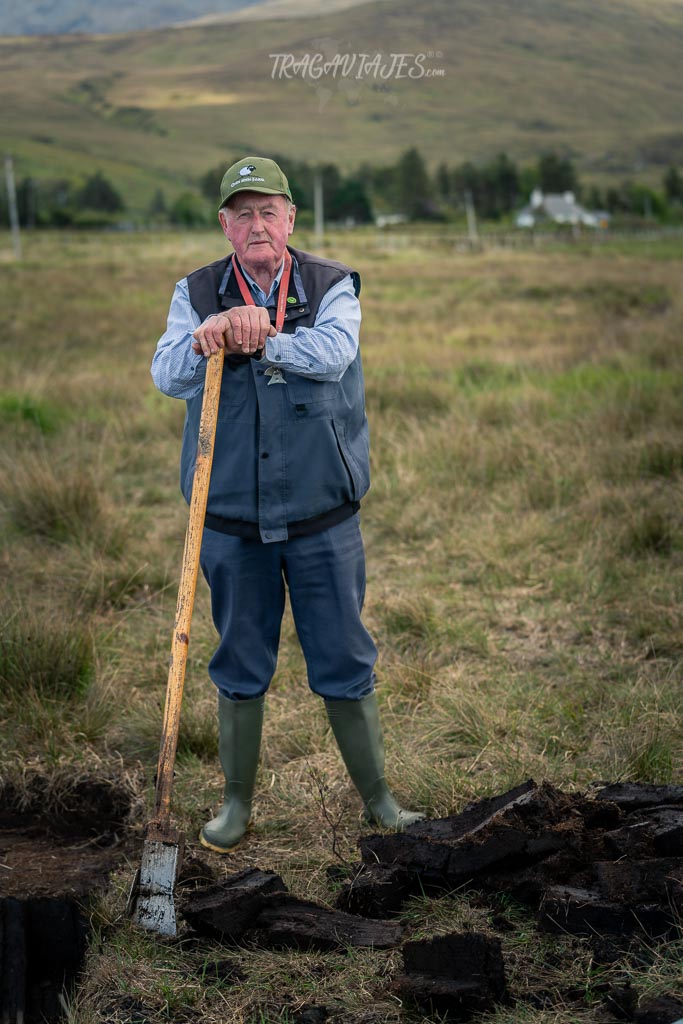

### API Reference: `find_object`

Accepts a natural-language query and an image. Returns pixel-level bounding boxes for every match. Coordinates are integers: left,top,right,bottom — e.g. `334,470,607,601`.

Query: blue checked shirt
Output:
151,258,361,400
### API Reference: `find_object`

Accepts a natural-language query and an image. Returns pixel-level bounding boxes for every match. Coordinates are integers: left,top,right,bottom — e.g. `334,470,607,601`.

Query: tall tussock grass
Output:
1,448,124,555
0,598,95,702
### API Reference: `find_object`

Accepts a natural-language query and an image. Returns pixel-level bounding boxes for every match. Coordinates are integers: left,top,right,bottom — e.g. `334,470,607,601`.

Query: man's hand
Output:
192,306,277,357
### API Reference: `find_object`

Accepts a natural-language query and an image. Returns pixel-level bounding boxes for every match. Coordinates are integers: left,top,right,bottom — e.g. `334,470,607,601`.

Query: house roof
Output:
516,190,607,228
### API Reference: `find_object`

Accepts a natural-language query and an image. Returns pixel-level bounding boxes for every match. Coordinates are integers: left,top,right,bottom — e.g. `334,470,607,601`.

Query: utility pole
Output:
644,192,652,221
4,155,22,260
464,189,479,250
313,169,324,248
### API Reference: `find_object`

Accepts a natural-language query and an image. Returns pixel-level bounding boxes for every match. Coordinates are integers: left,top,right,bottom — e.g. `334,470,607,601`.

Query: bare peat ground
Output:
0,775,136,1023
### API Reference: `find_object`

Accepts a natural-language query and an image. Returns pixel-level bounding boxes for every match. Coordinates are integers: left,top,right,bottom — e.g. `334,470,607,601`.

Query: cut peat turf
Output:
178,781,683,1022
355,778,683,939
0,775,135,1024
181,867,404,951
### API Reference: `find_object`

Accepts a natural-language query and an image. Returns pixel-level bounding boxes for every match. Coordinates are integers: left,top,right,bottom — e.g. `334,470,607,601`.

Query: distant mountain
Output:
0,0,262,35
1,0,682,213
0,0,372,35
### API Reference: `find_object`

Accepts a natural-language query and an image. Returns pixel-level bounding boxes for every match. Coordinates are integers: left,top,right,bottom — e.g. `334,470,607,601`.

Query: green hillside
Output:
1,0,682,212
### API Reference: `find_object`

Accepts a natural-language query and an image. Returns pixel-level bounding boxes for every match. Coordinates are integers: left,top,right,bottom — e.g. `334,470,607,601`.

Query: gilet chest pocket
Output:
286,374,335,406
217,365,249,412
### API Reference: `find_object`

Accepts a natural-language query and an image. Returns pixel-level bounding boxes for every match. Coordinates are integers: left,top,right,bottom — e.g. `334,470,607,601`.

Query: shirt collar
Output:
238,256,285,305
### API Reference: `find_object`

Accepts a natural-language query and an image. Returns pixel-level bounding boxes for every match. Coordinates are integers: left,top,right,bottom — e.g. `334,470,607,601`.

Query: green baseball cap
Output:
219,156,293,209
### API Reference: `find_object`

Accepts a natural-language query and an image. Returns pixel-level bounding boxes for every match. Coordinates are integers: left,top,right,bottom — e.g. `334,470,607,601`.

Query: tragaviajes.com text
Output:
269,52,446,80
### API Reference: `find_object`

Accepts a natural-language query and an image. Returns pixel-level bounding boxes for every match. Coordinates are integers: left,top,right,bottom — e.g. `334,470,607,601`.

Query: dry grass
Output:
0,228,682,1022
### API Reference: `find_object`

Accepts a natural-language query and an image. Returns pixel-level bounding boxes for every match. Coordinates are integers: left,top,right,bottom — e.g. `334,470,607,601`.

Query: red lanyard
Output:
231,249,292,334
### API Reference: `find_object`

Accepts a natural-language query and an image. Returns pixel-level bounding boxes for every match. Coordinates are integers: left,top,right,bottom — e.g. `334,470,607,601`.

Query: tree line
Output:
3,151,683,228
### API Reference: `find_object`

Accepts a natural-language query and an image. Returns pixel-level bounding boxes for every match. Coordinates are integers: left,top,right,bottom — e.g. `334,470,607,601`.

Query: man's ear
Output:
288,204,296,235
218,209,229,237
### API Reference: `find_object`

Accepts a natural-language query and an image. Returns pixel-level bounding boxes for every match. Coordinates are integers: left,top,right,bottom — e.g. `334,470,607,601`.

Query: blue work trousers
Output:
199,514,377,701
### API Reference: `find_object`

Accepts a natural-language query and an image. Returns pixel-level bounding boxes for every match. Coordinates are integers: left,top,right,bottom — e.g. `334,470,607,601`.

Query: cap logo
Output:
239,165,257,176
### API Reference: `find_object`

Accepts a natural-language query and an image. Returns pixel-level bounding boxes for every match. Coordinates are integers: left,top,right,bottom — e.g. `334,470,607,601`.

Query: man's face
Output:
219,192,295,275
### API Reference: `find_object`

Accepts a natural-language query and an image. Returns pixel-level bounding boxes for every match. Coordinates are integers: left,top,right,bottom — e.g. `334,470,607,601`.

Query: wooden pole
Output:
153,348,225,825
4,155,22,260
314,169,324,248
465,189,479,250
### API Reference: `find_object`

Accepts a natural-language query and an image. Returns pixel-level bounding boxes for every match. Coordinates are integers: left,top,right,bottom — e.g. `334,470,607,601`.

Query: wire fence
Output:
373,225,683,252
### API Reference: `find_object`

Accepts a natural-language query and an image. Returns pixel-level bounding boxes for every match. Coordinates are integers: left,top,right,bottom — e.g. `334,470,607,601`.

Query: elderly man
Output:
152,156,423,853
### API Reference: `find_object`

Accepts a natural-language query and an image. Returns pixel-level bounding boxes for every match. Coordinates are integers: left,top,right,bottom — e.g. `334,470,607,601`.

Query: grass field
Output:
0,227,681,1022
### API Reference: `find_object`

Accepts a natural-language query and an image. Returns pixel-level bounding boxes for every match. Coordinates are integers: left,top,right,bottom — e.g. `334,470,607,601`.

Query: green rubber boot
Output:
200,693,264,853
325,692,425,830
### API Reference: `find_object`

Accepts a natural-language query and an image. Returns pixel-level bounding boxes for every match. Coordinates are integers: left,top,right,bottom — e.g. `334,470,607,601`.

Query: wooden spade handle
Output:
154,348,225,825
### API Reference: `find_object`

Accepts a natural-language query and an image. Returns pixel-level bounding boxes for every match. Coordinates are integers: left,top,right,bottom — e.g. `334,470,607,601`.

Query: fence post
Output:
4,154,22,260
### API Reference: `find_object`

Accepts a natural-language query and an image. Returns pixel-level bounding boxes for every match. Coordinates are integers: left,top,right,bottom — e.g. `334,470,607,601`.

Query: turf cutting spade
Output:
130,348,225,937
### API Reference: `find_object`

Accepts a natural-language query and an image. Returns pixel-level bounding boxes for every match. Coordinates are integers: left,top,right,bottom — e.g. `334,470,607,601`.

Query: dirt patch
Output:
0,825,129,899
0,773,136,898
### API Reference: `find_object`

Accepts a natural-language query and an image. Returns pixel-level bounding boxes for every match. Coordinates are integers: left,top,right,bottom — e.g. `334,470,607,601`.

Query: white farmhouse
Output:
516,189,609,228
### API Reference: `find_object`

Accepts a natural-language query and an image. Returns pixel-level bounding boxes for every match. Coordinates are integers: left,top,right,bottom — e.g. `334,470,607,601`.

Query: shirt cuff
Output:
263,332,291,365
